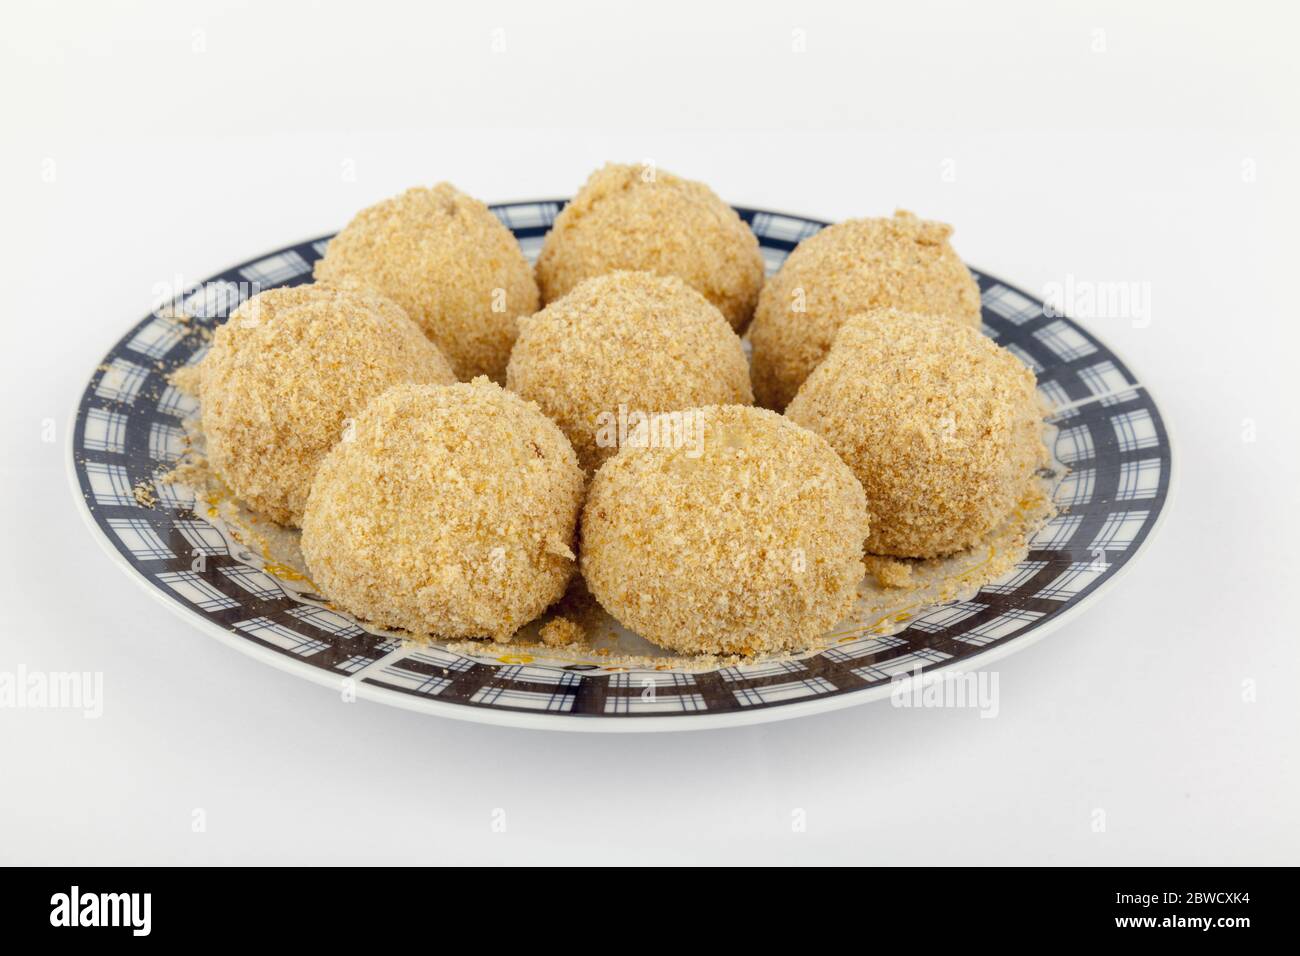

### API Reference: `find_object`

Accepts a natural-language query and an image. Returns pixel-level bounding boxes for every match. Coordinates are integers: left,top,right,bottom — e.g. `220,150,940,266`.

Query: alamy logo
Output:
0,666,102,718
49,886,151,936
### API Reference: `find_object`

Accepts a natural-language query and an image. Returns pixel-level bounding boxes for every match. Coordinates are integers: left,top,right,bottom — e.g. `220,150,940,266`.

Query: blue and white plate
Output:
68,201,1173,731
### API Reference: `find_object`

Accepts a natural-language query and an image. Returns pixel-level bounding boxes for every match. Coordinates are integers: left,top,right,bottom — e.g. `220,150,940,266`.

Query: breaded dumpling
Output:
580,405,869,655
506,271,753,473
314,183,539,382
301,379,584,640
536,163,764,331
749,211,982,409
195,284,455,527
785,309,1046,559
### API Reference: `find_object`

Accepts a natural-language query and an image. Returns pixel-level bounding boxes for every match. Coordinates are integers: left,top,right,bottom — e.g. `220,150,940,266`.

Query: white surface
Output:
2,0,1297,864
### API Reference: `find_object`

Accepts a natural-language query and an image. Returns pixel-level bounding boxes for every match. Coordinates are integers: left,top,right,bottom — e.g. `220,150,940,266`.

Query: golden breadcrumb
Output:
786,308,1046,558
194,284,455,527
506,271,753,473
536,163,765,331
132,479,157,509
314,183,539,382
300,379,584,640
170,364,201,395
864,555,914,589
749,210,982,409
538,616,585,647
580,405,869,655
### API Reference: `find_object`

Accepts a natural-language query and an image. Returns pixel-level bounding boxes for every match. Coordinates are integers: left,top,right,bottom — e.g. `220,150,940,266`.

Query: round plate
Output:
68,200,1173,731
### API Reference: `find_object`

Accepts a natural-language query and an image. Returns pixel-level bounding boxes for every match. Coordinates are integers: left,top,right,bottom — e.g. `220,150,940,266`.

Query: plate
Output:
68,200,1173,731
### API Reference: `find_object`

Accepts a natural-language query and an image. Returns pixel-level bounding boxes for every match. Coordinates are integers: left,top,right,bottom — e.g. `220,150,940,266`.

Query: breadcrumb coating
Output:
300,379,584,640
863,554,914,589
536,163,765,331
785,309,1046,558
580,405,869,655
749,211,982,409
506,271,754,473
314,183,539,382
195,284,455,527
538,616,584,647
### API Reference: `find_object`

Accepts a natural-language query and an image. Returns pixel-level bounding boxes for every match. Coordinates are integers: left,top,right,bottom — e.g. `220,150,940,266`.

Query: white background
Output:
2,0,1297,865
